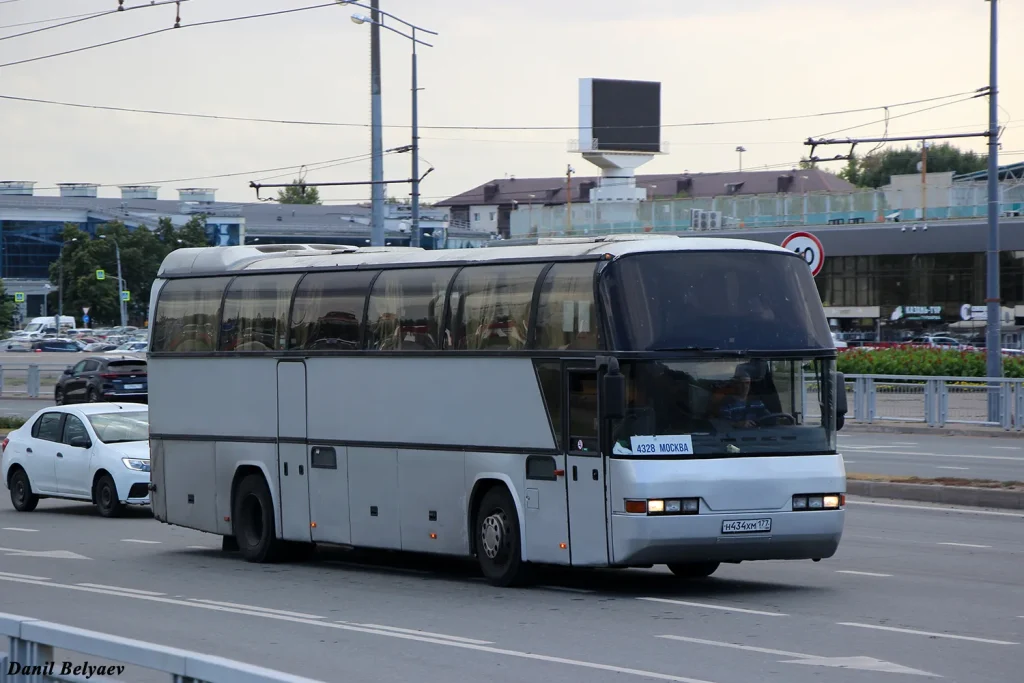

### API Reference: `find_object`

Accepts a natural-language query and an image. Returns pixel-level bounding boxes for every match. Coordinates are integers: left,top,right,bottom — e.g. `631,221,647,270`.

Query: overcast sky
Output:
1,0,1021,204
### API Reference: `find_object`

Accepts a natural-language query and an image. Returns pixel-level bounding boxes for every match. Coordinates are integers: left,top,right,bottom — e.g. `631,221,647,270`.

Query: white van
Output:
22,316,75,335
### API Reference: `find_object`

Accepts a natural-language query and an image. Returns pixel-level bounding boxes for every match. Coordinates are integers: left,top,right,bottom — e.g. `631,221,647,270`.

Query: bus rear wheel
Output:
667,562,720,578
475,486,529,587
233,474,284,563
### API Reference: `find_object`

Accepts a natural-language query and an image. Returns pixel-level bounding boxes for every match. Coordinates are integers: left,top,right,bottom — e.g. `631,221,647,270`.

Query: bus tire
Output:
233,473,284,563
475,486,529,587
667,561,720,578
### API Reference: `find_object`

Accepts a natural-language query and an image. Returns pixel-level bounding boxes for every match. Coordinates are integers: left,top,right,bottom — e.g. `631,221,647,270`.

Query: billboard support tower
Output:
574,78,665,204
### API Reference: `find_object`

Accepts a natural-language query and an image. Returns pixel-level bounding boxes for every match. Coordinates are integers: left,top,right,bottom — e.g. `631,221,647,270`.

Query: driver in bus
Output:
715,366,772,428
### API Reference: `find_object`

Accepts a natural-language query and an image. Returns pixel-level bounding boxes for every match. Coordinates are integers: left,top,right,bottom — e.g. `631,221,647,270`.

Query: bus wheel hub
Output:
481,513,505,559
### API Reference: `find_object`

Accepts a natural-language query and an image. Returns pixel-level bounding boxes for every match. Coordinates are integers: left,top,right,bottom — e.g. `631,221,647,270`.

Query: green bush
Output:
0,416,26,429
837,346,1024,378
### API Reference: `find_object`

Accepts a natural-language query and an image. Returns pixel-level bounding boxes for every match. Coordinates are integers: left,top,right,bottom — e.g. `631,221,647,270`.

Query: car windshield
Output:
599,251,834,352
87,411,149,444
604,357,837,457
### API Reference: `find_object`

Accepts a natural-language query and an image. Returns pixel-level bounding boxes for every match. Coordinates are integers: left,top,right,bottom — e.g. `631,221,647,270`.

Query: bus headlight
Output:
792,493,844,510
625,498,700,515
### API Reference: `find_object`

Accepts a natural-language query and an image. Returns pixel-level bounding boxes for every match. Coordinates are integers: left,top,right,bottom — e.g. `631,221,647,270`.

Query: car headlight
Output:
122,458,150,472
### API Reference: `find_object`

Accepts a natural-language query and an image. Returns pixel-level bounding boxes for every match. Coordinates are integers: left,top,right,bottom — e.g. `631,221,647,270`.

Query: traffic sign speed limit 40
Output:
781,231,825,277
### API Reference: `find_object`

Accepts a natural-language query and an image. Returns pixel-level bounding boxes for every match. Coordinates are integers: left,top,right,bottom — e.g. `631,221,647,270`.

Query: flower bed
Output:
837,346,1024,378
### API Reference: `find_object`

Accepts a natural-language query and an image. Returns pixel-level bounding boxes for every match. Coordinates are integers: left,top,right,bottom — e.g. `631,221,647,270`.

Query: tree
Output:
48,217,213,327
843,143,987,188
0,280,17,335
276,180,321,205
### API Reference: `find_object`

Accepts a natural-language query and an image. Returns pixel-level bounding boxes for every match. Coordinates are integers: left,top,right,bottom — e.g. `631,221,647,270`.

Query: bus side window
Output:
220,273,301,352
534,361,563,448
289,270,376,351
567,371,598,454
448,264,545,351
151,277,231,353
366,268,456,351
535,262,600,350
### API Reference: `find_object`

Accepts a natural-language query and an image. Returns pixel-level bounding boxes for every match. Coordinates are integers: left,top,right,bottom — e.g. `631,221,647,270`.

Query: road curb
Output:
843,422,1022,439
847,480,1024,510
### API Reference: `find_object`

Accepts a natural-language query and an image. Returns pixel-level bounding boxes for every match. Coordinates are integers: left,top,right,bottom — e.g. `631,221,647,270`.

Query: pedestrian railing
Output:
808,375,1024,431
0,365,67,399
0,612,324,683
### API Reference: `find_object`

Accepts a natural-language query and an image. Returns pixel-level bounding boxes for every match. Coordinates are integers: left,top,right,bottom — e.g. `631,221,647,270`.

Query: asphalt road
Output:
0,495,1020,683
838,432,1024,481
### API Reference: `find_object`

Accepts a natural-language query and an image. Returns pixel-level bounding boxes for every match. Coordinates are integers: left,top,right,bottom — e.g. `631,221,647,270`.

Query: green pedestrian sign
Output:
13,292,24,303
122,291,131,302
96,269,106,280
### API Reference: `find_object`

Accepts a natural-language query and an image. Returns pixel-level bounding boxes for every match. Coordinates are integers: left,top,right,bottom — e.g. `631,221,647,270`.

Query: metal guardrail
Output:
0,612,324,683
0,365,66,399
807,375,1024,431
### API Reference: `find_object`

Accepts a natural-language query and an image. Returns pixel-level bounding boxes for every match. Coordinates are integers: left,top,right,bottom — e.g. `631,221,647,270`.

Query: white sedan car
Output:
2,404,150,517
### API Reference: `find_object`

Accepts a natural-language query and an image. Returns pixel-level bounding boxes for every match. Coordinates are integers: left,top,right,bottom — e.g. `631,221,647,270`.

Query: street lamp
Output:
99,234,127,328
56,237,78,333
736,146,746,171
347,3,437,249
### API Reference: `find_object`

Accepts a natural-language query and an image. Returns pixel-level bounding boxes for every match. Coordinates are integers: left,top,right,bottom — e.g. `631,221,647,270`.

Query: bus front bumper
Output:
610,509,844,566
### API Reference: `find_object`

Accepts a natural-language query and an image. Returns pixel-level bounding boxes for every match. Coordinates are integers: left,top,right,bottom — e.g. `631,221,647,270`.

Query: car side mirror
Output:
69,436,91,449
63,366,73,375
601,359,627,421
835,372,848,431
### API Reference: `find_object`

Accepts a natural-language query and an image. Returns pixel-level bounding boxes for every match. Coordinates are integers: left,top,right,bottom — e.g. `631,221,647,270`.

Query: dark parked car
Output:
31,339,80,352
54,356,148,405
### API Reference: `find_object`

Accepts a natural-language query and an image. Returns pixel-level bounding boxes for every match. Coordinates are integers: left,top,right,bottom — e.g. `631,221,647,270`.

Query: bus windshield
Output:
599,250,833,352
608,357,837,458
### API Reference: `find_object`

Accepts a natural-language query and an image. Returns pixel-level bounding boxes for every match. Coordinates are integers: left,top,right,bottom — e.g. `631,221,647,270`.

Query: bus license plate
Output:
722,518,771,534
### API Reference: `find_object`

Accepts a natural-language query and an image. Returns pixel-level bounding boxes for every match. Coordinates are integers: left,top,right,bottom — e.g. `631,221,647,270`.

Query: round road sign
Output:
781,231,824,277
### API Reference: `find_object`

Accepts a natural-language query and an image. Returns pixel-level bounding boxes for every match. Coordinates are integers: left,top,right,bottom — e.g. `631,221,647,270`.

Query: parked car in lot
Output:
31,339,81,353
54,356,147,405
1,404,150,517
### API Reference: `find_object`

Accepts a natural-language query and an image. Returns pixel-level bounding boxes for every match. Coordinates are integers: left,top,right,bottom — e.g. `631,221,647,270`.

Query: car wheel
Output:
9,469,39,512
94,474,123,518
87,388,100,403
54,388,65,405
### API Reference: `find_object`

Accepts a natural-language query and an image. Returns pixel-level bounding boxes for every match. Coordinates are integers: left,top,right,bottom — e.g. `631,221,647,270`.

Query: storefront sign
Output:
823,306,880,319
960,304,988,321
891,305,943,322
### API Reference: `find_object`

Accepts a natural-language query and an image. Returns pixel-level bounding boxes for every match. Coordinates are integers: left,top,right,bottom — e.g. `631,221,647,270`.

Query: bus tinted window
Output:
535,262,599,350
366,268,455,350
220,273,301,352
600,251,833,352
290,270,376,350
152,277,230,352
449,264,545,351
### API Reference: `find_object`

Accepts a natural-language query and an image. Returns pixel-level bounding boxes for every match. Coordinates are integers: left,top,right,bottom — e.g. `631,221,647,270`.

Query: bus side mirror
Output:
835,372,847,430
602,372,626,420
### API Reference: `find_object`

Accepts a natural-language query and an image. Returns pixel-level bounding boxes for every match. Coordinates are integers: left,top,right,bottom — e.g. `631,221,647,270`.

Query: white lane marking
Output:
538,585,595,594
889,442,919,446
843,460,857,464
848,500,1024,518
937,542,991,549
840,448,1022,462
837,622,1018,645
992,446,1021,450
835,570,892,577
120,539,161,544
77,583,165,596
0,571,50,580
188,598,326,620
0,546,90,560
638,597,787,617
2,527,37,532
936,466,970,471
656,635,938,676
341,622,493,645
0,575,720,683
186,545,213,550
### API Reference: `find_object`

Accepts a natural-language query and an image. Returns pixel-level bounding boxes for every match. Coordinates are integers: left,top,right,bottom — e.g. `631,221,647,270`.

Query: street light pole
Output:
369,0,385,247
410,29,420,248
56,237,77,333
985,0,1001,421
100,235,127,328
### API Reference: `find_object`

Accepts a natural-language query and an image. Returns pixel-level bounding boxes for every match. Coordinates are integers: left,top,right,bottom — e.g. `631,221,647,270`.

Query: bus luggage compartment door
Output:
277,361,311,542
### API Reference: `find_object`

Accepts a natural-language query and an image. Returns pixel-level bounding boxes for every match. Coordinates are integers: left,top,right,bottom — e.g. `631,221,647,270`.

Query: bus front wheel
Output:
475,486,529,587
233,474,284,563
667,562,720,578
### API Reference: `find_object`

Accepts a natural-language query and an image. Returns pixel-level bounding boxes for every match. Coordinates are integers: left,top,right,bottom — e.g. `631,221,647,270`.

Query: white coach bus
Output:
146,235,848,586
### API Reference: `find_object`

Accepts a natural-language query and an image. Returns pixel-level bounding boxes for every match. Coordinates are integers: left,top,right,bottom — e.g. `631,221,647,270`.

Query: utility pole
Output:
369,0,385,247
410,29,420,248
566,164,574,235
920,141,928,220
985,0,1002,420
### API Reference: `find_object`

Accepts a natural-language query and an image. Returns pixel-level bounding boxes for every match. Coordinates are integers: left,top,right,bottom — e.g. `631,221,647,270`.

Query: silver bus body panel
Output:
607,455,845,565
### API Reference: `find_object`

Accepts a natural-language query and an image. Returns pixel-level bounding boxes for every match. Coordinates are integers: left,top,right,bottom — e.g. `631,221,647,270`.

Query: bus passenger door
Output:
564,369,609,566
277,361,311,542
